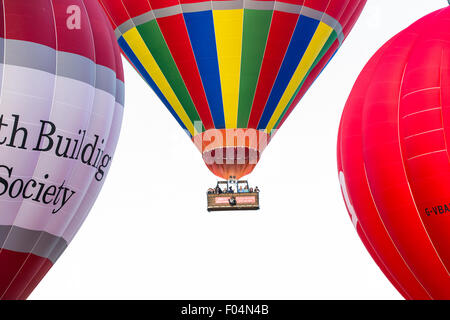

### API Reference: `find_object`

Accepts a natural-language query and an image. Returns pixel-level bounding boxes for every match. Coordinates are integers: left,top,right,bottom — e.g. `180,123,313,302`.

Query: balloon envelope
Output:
0,0,124,299
338,7,450,300
100,0,366,179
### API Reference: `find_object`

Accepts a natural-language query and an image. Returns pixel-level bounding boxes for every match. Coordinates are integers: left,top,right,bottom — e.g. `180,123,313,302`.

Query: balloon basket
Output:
206,178,260,212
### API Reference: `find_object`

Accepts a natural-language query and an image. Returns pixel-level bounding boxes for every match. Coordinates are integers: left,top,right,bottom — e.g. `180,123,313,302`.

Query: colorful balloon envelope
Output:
99,0,366,179
338,7,450,299
0,0,124,299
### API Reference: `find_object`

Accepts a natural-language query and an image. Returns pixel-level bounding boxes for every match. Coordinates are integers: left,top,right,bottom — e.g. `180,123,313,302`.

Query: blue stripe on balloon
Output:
257,15,320,130
183,10,226,129
118,37,191,137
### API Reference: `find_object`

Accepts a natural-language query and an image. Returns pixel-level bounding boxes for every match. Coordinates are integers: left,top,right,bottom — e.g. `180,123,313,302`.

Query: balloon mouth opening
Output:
202,147,261,163
193,129,270,179
201,147,260,180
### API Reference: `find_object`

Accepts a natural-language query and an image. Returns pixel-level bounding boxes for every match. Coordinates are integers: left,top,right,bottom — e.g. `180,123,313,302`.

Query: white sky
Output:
31,0,447,300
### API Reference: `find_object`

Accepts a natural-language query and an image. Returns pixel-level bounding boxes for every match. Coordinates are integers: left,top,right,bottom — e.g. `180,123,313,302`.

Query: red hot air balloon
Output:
0,0,124,300
338,7,450,299
99,0,366,180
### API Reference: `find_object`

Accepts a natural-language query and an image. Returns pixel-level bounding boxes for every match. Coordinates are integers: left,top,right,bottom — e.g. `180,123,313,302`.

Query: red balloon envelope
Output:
0,0,124,299
338,7,450,299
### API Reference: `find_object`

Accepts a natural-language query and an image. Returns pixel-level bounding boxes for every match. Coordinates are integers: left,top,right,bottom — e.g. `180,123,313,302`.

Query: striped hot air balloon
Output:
0,0,124,299
99,0,366,179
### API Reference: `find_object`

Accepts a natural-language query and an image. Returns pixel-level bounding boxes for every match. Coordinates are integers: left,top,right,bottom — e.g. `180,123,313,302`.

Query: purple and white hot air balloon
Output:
0,0,124,299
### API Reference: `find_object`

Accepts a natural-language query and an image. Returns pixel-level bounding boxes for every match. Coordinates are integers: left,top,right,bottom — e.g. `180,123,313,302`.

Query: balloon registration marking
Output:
337,7,450,299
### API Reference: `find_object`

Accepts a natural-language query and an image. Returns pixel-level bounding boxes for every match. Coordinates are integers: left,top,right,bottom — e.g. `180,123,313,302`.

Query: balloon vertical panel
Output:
99,0,366,180
357,29,450,298
338,7,450,299
211,0,244,129
259,0,341,132
0,0,58,299
272,32,338,131
256,14,320,130
398,37,450,272
105,0,198,137
263,0,334,133
246,1,301,129
182,0,226,129
148,0,214,130
130,0,201,136
0,0,124,299
276,0,367,131
236,2,273,129
337,35,431,300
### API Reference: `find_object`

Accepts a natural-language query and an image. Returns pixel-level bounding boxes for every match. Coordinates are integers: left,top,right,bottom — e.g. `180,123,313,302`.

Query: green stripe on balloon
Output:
272,30,338,132
236,9,273,129
136,19,204,130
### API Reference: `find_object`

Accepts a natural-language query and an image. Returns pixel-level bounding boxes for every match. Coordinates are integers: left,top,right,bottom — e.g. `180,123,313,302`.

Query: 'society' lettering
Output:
0,113,113,215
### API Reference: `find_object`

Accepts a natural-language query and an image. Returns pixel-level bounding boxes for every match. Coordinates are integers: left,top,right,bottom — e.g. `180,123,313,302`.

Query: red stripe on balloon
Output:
51,0,95,62
278,0,366,129
398,12,450,274
148,0,214,129
303,0,330,13
121,0,151,19
338,0,366,41
99,0,130,27
84,0,120,75
324,0,350,23
0,249,53,300
97,1,131,83
148,0,178,10
180,0,211,4
325,0,361,26
18,260,53,300
0,4,4,39
102,5,125,84
337,36,431,300
4,0,121,75
4,0,56,49
247,8,301,129
356,227,415,300
272,0,300,4
109,26,125,83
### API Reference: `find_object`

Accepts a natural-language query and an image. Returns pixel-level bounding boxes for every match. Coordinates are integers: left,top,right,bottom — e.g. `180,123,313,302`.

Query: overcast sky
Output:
31,0,447,300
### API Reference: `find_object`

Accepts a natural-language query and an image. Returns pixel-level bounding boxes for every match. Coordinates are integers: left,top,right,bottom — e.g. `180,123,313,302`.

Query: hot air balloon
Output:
99,0,366,186
0,0,124,300
338,6,450,300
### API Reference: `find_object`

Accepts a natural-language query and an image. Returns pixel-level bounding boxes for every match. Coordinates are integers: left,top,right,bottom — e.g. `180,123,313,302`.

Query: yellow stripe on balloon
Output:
122,28,197,136
213,9,244,129
265,22,333,134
